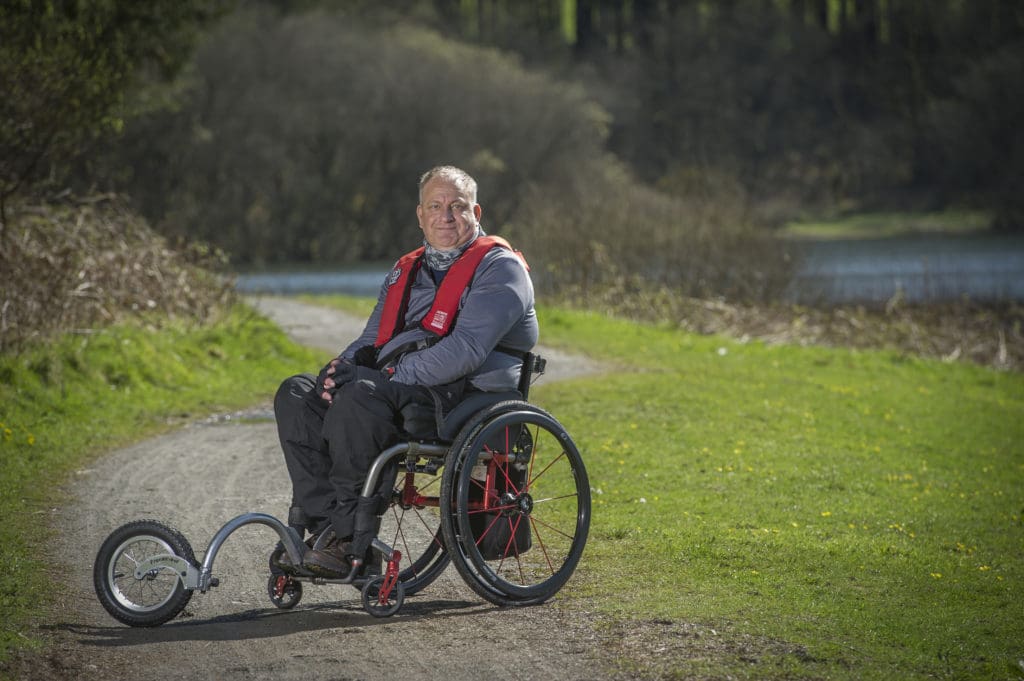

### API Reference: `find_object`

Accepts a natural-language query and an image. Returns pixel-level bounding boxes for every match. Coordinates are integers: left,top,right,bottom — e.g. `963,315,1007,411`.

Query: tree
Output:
0,0,231,224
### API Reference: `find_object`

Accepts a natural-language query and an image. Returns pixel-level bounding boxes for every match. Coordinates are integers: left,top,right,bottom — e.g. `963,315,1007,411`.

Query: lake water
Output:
235,234,1024,305
236,269,386,297
786,233,1024,304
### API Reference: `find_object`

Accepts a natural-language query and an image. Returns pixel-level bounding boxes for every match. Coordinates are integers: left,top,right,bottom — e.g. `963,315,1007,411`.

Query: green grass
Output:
0,303,319,660
780,209,991,240
532,307,1024,680
297,292,377,317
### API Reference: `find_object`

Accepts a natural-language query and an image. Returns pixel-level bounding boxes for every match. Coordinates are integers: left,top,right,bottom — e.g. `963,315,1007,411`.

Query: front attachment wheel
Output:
93,519,196,627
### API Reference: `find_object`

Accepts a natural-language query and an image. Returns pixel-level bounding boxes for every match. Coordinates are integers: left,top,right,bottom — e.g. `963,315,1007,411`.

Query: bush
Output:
0,196,234,353
102,8,609,266
924,41,1024,231
514,159,795,303
0,0,230,209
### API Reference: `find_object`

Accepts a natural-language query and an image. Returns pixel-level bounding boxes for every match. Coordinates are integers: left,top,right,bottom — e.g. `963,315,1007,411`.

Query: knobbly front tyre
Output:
93,520,196,627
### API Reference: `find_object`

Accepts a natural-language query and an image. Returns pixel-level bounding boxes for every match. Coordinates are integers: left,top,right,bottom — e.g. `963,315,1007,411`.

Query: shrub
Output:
0,196,234,353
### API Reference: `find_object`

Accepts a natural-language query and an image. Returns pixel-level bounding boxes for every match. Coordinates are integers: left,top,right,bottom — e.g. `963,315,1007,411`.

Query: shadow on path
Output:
47,598,491,647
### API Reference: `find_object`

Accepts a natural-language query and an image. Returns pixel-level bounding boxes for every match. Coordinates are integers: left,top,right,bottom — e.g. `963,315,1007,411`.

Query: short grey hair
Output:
418,165,478,204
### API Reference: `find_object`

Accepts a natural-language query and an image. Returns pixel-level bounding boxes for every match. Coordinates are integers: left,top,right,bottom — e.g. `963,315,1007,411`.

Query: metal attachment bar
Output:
198,512,305,592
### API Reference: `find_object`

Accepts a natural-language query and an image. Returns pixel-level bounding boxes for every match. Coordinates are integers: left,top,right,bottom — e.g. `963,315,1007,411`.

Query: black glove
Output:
314,357,341,396
320,364,394,404
315,358,357,402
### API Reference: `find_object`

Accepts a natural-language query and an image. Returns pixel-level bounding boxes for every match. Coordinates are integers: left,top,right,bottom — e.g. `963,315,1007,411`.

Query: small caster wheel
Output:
361,575,405,617
267,574,303,609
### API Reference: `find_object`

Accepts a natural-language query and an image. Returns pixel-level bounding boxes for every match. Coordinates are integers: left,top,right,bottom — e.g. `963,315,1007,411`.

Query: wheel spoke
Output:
528,516,557,576
526,448,569,490
530,491,579,505
528,513,578,543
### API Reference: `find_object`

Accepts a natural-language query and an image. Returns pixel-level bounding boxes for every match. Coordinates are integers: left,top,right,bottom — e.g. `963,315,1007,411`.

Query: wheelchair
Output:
93,354,591,624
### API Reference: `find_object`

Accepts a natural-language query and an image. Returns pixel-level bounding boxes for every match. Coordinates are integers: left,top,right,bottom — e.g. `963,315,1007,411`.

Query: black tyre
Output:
441,403,590,606
361,575,405,617
93,520,196,627
382,469,450,595
267,574,303,609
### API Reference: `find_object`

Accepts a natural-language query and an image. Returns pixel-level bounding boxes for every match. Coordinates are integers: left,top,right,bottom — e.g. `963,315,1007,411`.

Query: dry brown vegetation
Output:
555,275,1024,372
0,195,235,353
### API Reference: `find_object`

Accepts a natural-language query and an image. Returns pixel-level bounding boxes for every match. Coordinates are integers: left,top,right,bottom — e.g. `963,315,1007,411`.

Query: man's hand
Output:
316,359,392,405
315,358,352,403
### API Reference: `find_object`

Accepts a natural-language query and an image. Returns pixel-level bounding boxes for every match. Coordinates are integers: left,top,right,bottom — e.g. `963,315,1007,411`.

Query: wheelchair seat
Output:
436,390,520,441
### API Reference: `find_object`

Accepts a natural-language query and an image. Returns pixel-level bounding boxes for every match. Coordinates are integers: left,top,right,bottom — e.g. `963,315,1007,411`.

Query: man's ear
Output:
473,204,482,221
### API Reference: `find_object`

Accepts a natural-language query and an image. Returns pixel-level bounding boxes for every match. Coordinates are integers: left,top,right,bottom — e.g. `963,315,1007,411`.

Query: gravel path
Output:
14,297,615,681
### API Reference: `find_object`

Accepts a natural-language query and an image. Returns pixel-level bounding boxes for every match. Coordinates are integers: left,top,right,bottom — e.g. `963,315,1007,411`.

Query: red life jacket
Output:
374,235,525,348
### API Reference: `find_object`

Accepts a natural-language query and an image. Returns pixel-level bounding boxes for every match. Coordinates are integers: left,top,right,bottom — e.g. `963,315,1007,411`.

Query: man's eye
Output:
425,201,470,214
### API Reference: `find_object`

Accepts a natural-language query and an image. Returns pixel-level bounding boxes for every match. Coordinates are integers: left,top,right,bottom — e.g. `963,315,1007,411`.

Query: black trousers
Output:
273,371,462,540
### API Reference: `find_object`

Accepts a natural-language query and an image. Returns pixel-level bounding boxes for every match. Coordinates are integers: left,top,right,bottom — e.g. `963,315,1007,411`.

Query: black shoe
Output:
303,531,353,578
270,534,315,575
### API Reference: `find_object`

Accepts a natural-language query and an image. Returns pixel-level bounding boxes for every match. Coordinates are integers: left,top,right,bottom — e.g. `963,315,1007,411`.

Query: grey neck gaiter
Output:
423,226,483,271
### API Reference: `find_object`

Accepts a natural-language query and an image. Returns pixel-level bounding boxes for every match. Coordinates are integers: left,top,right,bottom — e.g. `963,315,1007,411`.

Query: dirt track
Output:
15,297,615,681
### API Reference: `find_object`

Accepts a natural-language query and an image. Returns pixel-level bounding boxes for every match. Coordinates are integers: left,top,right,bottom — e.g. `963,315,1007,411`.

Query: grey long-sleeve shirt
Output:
340,244,539,392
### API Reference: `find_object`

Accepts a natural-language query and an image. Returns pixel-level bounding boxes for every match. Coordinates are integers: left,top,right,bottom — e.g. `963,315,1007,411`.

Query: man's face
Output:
416,177,482,250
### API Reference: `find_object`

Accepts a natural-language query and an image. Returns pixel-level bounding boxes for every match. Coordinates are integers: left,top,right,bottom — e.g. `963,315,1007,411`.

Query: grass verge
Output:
535,307,1023,680
0,303,319,662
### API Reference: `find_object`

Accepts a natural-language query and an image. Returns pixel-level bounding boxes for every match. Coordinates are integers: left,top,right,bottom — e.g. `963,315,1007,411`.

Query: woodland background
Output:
2,0,1022,304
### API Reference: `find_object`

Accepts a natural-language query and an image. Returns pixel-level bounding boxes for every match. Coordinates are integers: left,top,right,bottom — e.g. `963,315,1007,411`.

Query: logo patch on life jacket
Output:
387,268,402,287
429,310,448,330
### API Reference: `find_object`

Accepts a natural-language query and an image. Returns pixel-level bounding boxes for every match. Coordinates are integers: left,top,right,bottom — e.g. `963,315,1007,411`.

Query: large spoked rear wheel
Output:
382,469,450,595
93,520,196,627
441,403,590,607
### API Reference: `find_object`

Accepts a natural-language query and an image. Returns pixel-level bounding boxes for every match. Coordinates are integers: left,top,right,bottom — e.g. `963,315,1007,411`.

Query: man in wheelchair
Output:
273,165,538,579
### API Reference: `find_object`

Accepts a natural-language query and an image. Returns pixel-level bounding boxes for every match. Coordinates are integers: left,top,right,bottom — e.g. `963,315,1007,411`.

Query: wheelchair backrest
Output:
517,352,546,401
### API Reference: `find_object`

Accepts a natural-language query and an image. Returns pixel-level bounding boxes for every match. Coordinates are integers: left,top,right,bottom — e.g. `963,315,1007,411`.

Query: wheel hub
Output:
500,492,533,516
